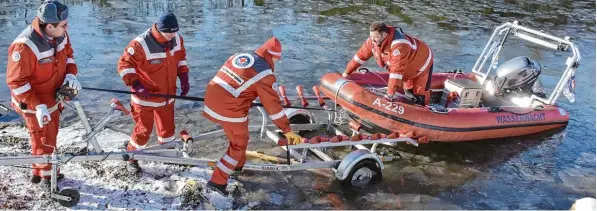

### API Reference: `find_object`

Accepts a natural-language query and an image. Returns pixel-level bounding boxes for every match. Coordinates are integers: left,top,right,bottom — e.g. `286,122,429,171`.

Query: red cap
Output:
256,36,282,60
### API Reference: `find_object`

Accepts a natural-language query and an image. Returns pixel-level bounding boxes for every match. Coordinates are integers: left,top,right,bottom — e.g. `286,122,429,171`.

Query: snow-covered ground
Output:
0,115,364,211
0,122,250,210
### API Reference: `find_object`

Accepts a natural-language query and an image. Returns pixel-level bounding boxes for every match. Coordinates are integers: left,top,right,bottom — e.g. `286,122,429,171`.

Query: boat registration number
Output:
373,98,405,114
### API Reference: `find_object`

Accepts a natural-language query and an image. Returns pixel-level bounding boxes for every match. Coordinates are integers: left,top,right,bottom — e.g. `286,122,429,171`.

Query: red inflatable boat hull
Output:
319,72,569,142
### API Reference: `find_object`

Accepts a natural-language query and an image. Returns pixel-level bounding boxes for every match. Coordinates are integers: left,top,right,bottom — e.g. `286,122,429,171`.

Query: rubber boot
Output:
206,181,229,196
40,173,64,192
127,160,142,173
30,175,42,184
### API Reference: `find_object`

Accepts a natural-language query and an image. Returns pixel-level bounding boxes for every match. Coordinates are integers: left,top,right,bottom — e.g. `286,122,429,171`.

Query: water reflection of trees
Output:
0,0,283,34
0,1,40,28
207,0,265,9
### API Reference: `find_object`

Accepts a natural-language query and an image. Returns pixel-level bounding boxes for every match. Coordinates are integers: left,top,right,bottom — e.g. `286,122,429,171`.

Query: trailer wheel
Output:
57,187,80,207
340,159,382,189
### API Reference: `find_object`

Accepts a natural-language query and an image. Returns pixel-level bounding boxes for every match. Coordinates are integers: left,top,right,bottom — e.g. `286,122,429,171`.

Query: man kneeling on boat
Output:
342,21,434,105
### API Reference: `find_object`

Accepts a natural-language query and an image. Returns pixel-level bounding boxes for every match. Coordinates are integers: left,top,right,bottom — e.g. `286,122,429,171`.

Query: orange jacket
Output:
6,17,77,114
117,24,189,107
202,45,290,133
344,27,434,95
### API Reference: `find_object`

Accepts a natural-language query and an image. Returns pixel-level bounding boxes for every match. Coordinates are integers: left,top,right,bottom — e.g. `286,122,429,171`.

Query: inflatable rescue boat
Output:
319,21,580,142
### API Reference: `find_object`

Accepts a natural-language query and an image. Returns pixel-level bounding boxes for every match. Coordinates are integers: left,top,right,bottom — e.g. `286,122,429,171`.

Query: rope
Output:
370,72,388,86
333,80,350,125
99,151,113,162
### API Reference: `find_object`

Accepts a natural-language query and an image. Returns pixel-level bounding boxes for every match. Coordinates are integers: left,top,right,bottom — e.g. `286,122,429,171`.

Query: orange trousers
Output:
20,109,61,179
127,102,175,150
209,121,249,185
394,65,434,105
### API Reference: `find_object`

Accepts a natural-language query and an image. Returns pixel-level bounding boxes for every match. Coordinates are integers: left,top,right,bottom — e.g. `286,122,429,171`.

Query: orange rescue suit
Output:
344,27,434,102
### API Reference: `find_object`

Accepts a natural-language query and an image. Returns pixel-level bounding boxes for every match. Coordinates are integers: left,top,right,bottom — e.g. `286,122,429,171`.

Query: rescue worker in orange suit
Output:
342,22,434,105
117,13,190,173
202,37,302,196
6,1,81,186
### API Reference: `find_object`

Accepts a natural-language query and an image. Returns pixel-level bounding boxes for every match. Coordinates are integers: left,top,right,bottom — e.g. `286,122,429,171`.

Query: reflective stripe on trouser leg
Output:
222,154,238,166
126,138,143,163
216,161,234,175
41,170,52,177
210,156,236,185
158,135,175,144
31,163,48,177
128,138,147,150
130,103,155,149
41,167,60,177
38,156,60,179
209,122,250,185
155,103,175,144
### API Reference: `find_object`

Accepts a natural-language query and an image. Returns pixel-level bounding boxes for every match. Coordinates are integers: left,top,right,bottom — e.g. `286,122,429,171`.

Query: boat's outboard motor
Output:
486,56,546,98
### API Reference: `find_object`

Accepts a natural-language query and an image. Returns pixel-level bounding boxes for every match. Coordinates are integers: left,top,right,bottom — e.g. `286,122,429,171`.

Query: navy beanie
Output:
157,13,179,33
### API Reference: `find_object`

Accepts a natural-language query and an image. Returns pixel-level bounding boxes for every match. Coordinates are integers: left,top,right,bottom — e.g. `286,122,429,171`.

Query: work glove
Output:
178,72,190,96
35,104,51,128
56,84,78,102
284,131,303,145
63,74,81,91
132,80,149,99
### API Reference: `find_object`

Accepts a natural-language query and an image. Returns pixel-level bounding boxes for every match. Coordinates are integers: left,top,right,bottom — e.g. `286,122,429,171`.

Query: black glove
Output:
56,84,78,102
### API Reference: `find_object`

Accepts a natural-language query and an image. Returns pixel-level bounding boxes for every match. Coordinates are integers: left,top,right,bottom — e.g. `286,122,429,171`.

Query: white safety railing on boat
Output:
471,20,581,106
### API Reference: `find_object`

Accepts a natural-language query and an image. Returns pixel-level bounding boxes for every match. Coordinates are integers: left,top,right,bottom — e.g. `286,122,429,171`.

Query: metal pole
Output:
256,105,267,139
73,101,103,154
483,26,513,83
472,22,510,75
0,152,340,172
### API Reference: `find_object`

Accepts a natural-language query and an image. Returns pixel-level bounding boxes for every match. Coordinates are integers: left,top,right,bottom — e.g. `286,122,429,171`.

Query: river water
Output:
0,0,594,209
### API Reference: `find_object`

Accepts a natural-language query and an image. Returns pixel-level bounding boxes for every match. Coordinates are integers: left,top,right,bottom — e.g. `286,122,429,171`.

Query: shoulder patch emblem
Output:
232,53,255,69
12,52,21,62
127,47,135,56
392,49,400,56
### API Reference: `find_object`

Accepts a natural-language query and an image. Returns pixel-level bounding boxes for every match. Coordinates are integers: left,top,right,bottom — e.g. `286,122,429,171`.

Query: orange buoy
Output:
296,85,309,107
387,131,400,139
417,136,429,144
350,134,363,141
278,85,291,107
179,130,193,143
309,136,321,144
312,85,326,107
369,133,381,140
401,131,416,138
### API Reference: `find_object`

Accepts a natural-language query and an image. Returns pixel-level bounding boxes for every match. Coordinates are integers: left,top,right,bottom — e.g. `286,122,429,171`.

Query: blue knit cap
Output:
157,13,179,33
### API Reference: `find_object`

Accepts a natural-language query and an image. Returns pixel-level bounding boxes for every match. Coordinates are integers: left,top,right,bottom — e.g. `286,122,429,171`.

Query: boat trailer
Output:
0,85,421,207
